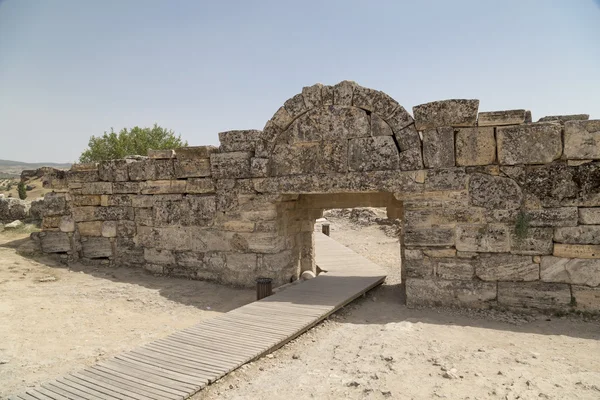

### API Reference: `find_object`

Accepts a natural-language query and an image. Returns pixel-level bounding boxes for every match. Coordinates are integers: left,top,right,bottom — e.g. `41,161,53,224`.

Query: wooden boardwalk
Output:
9,233,387,400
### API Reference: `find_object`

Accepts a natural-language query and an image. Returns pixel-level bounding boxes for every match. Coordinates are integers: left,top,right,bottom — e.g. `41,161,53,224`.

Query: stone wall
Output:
35,81,600,313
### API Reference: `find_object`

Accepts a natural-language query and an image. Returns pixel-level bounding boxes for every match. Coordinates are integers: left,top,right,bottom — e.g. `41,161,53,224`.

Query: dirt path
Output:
0,232,253,398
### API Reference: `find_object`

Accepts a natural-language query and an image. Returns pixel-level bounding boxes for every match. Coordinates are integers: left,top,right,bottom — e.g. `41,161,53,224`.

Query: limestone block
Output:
175,146,218,159
144,247,176,265
579,208,600,224
72,207,97,222
434,259,475,280
321,85,334,105
148,149,175,159
385,105,415,134
406,278,496,308
455,127,496,166
98,160,128,182
525,207,577,227
413,99,479,130
394,124,421,151
352,86,398,120
81,237,112,258
554,225,600,244
424,248,456,258
175,251,205,269
553,244,600,259
403,228,455,247
250,158,270,178
404,258,433,278
332,80,355,106
100,194,132,207
271,141,347,176
219,220,255,232
564,120,600,159
510,227,553,255
186,178,216,194
371,113,393,136
134,208,153,226
289,106,369,142
95,207,134,221
404,207,484,229
141,180,187,194
172,158,211,179
539,114,589,123
398,148,424,171
475,254,539,281
456,224,510,253
540,256,600,286
348,136,399,171
113,182,141,194
59,216,75,232
425,168,468,191
477,110,526,126
114,237,144,266
116,220,136,237
41,216,60,230
78,221,103,236
72,195,101,206
102,221,117,238
81,182,113,195
66,170,99,183
301,83,323,109
572,285,600,311
40,231,71,253
405,249,423,259
320,140,348,174
210,152,252,179
184,195,216,224
422,127,455,168
127,159,154,181
498,282,571,310
262,249,295,272
219,130,261,152
41,192,70,216
284,93,308,120
72,163,99,171
233,232,287,254
468,173,521,210
497,123,562,165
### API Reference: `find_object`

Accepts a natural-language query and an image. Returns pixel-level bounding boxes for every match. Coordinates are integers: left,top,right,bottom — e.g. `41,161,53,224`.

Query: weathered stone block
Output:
434,259,475,280
478,110,526,126
404,207,484,229
210,152,252,179
572,285,600,312
41,192,70,216
148,149,175,159
175,146,218,159
98,160,128,182
526,207,578,227
332,80,355,106
95,206,134,221
541,256,600,286
579,208,600,225
539,114,589,123
134,208,153,226
456,224,510,253
424,248,456,258
403,228,455,247
301,83,323,109
498,282,571,310
66,170,99,183
173,158,211,179
469,173,521,210
113,182,141,194
59,216,75,232
394,124,421,151
78,221,103,236
284,92,308,120
72,195,101,207
144,247,176,265
352,85,398,119
385,105,414,134
81,237,112,258
510,227,553,255
40,231,71,253
564,120,600,160
413,99,479,130
250,158,270,178
497,123,562,165
398,148,424,171
81,182,113,195
141,180,187,195
72,207,97,222
186,178,216,194
476,254,538,281
553,244,600,259
287,106,369,142
100,194,132,207
348,136,399,171
102,221,117,238
127,159,154,181
219,130,261,152
406,278,496,308
424,168,467,191
117,220,136,237
404,258,433,278
422,127,455,168
554,225,600,244
370,113,393,136
183,195,216,224
455,127,496,166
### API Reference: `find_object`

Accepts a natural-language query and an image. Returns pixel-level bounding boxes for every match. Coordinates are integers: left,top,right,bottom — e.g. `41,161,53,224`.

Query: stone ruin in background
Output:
32,81,600,313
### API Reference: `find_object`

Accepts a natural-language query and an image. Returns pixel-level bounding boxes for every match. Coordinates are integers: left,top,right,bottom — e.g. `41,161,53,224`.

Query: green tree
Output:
17,181,27,200
79,124,187,162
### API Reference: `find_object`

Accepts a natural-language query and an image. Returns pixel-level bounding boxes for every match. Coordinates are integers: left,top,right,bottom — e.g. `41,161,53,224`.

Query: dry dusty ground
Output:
1,211,600,400
0,231,254,398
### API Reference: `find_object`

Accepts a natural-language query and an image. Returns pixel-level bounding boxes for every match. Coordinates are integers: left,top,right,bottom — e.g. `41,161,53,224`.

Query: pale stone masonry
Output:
34,81,600,313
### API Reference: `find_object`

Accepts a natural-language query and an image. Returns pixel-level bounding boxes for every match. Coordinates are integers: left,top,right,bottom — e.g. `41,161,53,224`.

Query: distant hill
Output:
0,159,71,178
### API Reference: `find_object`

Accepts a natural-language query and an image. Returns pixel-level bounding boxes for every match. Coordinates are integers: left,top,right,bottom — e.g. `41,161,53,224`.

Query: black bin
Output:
256,277,273,300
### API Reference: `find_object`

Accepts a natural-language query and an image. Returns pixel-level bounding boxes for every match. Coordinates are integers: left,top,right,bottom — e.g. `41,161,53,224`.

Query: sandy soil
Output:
0,231,254,398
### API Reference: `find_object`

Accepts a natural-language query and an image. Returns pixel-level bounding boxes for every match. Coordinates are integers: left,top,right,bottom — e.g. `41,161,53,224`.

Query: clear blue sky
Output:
0,0,599,163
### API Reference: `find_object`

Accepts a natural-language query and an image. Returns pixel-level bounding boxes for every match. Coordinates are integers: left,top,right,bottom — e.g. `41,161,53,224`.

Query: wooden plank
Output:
159,335,259,361
128,348,223,375
27,388,70,400
16,394,44,400
142,342,234,370
152,338,249,364
78,369,173,400
63,374,136,400
70,371,151,400
173,329,270,351
117,353,211,382
55,378,116,400
88,365,184,399
46,380,108,400
95,361,193,393
102,359,200,391
41,382,95,400
111,356,207,386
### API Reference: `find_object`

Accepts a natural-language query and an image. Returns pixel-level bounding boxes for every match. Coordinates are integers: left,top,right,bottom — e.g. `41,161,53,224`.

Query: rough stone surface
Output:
174,158,211,178
538,114,589,123
422,127,455,168
40,232,71,253
82,237,113,258
510,227,554,255
455,127,496,166
497,123,562,165
0,198,29,222
554,225,600,244
564,120,600,159
99,160,129,182
578,208,600,225
475,254,539,281
572,285,600,311
174,146,218,159
540,256,600,286
456,225,510,253
498,282,571,310
478,109,526,126
348,136,399,171
553,244,600,259
406,278,496,308
404,228,455,247
469,173,522,210
210,152,252,179
413,99,479,130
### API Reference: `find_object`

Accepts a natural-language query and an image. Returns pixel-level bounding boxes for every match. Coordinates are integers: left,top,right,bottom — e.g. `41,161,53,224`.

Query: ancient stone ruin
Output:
33,81,600,313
